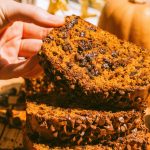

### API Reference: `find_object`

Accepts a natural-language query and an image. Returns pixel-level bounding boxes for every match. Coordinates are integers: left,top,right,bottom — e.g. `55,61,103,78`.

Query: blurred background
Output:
14,0,105,25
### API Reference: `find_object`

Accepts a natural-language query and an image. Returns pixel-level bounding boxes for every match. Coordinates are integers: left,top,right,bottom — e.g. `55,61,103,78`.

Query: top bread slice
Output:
39,15,150,110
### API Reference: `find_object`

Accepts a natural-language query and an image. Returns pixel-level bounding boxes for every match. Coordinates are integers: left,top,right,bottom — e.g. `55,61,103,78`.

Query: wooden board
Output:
0,78,25,149
0,109,25,149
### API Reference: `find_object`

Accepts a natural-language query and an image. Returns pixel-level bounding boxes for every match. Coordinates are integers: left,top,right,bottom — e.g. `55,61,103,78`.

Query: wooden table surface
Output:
0,107,25,150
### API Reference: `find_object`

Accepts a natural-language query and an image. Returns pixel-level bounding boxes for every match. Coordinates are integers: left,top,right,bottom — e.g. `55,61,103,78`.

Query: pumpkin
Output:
99,0,150,49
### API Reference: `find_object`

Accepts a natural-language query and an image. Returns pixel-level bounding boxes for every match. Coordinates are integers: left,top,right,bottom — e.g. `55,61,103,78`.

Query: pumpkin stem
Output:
129,0,147,3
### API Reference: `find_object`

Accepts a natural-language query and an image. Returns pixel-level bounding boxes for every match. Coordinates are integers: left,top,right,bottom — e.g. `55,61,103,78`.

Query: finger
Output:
0,55,42,79
3,1,64,28
19,39,42,58
22,23,52,39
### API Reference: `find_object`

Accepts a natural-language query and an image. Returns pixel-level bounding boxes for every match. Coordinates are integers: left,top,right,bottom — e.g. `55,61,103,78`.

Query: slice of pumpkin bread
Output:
39,15,150,110
24,126,149,150
25,74,65,102
25,74,53,97
26,102,147,146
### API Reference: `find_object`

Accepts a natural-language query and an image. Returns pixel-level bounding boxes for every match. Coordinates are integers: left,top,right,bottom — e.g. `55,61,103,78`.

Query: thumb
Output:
1,0,64,29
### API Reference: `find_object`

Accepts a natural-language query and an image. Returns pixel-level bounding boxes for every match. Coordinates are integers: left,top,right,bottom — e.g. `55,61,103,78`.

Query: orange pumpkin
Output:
99,0,150,49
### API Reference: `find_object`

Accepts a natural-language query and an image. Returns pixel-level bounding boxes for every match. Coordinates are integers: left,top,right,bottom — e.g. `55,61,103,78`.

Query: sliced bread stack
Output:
24,15,150,150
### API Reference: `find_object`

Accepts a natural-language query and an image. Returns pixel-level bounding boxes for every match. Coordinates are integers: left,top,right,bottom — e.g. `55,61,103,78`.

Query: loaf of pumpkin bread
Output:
26,102,147,146
39,15,150,110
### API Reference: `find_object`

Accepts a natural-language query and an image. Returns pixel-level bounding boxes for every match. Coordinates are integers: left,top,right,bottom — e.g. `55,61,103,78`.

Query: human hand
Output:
0,0,64,79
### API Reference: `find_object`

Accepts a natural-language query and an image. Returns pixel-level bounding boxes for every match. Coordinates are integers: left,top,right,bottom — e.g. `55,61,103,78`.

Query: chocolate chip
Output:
85,52,98,62
53,131,58,138
47,35,54,40
75,54,83,61
102,63,110,69
120,41,124,45
102,41,107,45
67,18,78,29
127,123,132,129
50,125,55,132
53,52,57,56
62,43,72,51
119,90,125,95
102,58,113,69
43,35,54,43
80,32,85,37
72,18,78,24
87,64,93,71
56,76,61,81
130,71,137,76
78,40,92,53
118,137,123,141
42,38,51,43
111,61,120,70
70,84,75,90
66,62,73,69
100,129,107,136
118,60,126,67
81,124,86,129
90,125,97,130
80,131,85,136
90,68,100,76
76,119,82,124
85,53,94,62
59,32,68,39
77,137,83,145
103,58,110,63
87,64,100,77
99,48,106,54
132,128,137,133
127,145,132,150
76,126,82,131
71,136,76,142
63,125,67,134
59,27,67,32
135,97,142,102
135,66,141,70
98,117,105,126
120,126,126,132
104,125,114,132
134,119,141,125
118,117,124,123
67,23,74,29
87,26,96,31
111,51,118,57
78,47,83,54
79,59,87,67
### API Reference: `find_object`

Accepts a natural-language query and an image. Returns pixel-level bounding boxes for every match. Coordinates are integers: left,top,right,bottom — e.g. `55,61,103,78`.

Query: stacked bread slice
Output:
24,16,150,149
